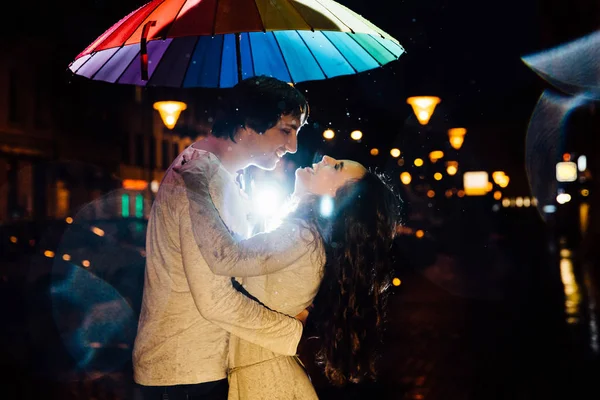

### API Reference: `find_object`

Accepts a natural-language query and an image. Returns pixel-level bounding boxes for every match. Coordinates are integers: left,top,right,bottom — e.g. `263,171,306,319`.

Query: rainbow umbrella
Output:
68,0,404,88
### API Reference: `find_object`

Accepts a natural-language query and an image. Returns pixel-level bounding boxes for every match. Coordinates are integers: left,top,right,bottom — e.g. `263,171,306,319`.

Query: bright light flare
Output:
253,184,285,218
320,196,334,217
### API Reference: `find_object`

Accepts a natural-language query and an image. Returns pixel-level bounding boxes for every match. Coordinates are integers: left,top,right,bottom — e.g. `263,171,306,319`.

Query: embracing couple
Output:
133,76,401,399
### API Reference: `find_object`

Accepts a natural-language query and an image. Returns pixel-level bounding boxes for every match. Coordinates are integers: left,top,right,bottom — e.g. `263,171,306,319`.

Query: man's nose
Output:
285,133,298,154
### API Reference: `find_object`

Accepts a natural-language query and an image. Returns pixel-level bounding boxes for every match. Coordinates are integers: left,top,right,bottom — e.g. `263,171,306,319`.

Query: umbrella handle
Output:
141,21,157,81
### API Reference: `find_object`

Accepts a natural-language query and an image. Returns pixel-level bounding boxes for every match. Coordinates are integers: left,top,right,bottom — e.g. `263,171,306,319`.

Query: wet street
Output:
3,212,600,399
306,218,600,399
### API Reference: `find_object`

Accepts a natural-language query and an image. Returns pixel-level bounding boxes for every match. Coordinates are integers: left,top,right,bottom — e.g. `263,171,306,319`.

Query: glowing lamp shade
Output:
429,150,444,163
407,96,441,125
153,101,187,130
390,148,401,158
556,161,578,182
350,130,363,140
370,148,379,156
448,128,467,150
463,171,489,196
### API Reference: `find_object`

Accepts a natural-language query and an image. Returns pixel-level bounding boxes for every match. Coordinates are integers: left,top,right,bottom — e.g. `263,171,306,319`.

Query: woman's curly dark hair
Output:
292,170,401,386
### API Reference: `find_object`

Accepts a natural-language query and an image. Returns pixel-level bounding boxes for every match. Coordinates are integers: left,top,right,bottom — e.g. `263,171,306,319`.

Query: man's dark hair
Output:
211,76,309,141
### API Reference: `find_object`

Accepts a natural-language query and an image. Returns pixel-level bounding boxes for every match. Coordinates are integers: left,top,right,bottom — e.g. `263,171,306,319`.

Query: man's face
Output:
244,114,303,170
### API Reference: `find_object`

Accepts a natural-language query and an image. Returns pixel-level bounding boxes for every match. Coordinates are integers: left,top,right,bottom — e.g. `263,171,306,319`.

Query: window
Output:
172,143,180,160
135,134,145,167
8,69,19,124
122,134,131,164
149,137,156,171
34,69,50,129
162,139,170,170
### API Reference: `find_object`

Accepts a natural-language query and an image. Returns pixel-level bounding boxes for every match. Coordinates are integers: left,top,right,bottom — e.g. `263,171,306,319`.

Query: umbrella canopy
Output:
68,0,405,88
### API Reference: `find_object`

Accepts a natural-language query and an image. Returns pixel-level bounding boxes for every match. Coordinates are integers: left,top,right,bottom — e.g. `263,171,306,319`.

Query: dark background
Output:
2,1,600,399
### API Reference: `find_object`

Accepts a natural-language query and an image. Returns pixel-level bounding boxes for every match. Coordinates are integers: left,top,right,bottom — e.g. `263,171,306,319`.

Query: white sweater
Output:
133,146,302,386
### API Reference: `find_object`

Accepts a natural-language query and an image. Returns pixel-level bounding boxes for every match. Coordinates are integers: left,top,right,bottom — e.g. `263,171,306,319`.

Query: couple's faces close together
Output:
243,113,366,198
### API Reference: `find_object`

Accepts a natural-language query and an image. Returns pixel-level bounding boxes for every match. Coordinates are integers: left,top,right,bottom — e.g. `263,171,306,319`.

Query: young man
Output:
133,76,309,399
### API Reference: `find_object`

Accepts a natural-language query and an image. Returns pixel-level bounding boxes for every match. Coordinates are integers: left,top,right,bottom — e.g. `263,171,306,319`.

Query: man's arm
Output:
179,206,303,356
177,157,318,277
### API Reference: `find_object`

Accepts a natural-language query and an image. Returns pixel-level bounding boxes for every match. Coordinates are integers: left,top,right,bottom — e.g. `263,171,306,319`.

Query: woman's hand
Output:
295,308,310,327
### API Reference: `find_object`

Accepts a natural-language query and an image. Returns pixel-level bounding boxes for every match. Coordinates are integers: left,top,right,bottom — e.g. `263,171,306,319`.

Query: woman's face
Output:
294,155,366,197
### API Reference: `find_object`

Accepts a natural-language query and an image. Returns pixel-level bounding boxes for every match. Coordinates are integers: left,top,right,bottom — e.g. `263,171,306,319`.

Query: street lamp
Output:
407,96,441,125
323,129,335,140
153,101,187,129
448,128,467,150
350,130,363,141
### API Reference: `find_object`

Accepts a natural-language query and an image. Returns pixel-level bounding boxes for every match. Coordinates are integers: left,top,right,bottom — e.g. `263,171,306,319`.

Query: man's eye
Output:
334,163,341,170
282,129,291,135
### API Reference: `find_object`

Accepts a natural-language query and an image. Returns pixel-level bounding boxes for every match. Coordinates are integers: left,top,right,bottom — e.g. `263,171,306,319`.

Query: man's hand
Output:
295,308,309,327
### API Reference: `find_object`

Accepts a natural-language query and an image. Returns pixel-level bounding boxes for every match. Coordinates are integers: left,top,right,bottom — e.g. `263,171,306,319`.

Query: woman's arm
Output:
176,157,316,277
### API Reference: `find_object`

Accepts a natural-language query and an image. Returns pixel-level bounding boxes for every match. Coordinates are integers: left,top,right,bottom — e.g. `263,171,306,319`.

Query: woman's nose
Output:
322,155,335,164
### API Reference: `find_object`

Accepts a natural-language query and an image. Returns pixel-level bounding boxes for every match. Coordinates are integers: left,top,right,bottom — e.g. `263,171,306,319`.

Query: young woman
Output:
176,154,401,399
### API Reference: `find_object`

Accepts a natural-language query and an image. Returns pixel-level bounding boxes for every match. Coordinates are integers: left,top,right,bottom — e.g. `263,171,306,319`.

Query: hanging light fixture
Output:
407,96,441,125
448,128,467,150
154,101,187,130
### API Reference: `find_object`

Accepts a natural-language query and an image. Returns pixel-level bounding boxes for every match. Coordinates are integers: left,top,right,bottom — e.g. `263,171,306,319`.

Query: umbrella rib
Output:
284,0,314,31
313,0,355,33
235,33,243,84
271,32,294,83
144,39,175,84
69,54,93,75
114,47,141,84
348,34,383,67
369,34,400,59
180,36,201,88
89,46,124,80
247,34,256,78
295,32,327,79
251,1,266,32
216,35,224,87
321,33,358,74
211,0,220,36
164,0,190,39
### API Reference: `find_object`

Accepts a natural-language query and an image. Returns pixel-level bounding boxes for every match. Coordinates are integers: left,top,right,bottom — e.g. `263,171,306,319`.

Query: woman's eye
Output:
334,163,341,170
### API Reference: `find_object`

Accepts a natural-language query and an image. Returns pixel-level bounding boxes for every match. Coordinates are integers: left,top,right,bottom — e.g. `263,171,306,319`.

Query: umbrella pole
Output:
235,33,243,84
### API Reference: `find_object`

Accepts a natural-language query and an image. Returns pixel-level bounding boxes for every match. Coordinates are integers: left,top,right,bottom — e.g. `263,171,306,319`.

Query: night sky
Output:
5,0,599,194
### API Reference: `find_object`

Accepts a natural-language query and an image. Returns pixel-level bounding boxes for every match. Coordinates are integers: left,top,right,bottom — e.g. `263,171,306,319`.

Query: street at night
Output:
1,0,599,399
